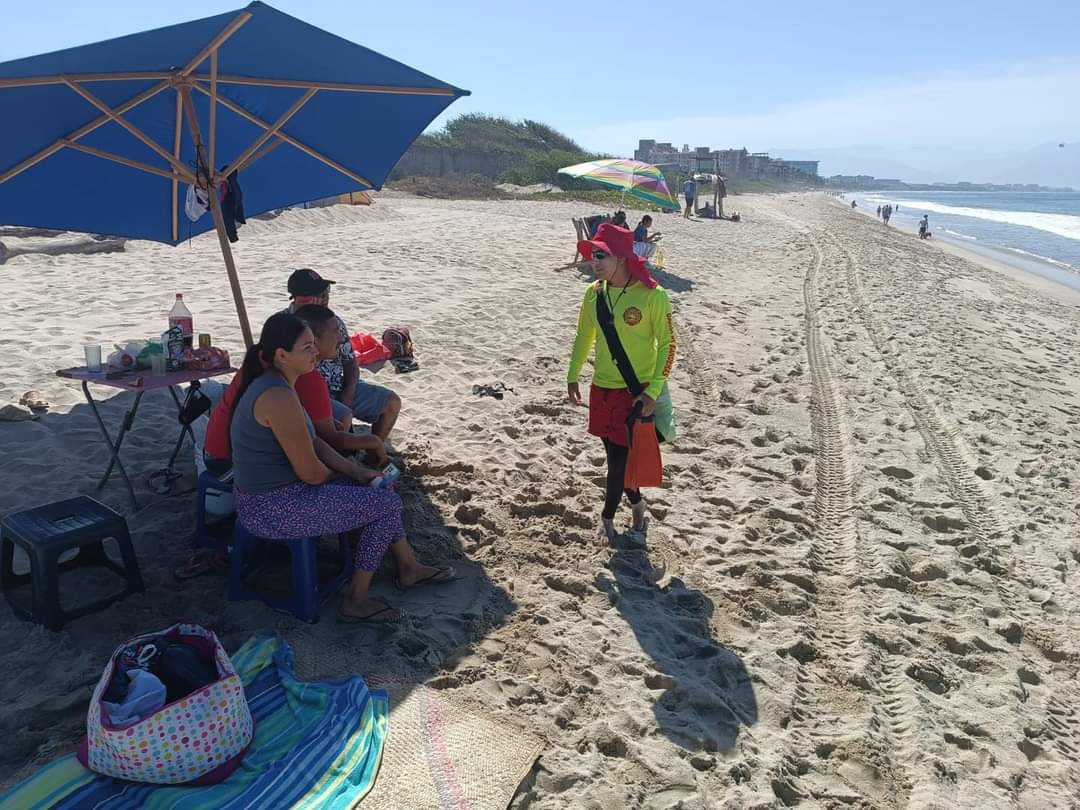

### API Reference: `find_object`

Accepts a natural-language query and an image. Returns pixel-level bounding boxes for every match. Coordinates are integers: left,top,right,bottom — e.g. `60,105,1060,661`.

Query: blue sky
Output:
2,0,1078,159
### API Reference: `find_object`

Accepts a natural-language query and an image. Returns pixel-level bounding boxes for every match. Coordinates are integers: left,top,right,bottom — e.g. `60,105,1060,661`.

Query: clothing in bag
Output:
102,669,166,727
80,623,253,785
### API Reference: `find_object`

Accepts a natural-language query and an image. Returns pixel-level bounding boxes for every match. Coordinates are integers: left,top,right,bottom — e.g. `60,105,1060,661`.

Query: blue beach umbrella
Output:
0,2,469,346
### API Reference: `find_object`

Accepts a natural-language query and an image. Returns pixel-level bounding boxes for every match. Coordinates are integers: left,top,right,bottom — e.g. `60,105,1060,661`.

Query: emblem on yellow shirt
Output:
623,306,643,326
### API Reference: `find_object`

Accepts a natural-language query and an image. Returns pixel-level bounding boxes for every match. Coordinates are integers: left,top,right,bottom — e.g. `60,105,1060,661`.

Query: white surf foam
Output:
899,199,1080,242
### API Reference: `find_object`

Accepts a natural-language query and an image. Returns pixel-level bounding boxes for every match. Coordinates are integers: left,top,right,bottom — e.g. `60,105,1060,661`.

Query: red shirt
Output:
204,370,332,461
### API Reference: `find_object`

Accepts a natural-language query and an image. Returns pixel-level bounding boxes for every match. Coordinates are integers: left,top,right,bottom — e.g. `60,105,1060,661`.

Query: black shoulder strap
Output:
595,282,645,396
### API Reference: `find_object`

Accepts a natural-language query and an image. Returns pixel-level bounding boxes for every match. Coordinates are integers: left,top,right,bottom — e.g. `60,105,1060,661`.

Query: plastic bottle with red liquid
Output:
168,293,194,348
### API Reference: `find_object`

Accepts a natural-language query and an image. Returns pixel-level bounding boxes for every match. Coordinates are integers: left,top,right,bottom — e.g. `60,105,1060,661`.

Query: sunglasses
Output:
591,250,610,261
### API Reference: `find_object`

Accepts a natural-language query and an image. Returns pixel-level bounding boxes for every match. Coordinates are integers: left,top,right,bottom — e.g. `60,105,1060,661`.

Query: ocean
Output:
852,190,1080,290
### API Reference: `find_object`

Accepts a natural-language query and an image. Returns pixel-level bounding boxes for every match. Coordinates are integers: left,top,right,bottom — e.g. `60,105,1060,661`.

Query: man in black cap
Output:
283,269,401,443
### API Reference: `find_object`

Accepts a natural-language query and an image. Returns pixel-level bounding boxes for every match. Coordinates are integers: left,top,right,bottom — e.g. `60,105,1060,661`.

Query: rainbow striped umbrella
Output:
558,158,680,210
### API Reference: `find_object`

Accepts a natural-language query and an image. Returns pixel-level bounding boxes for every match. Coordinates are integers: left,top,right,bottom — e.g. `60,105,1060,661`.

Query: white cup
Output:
84,343,102,372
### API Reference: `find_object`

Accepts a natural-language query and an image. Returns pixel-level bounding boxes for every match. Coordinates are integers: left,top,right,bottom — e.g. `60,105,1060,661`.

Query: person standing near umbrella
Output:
683,175,697,219
567,223,676,543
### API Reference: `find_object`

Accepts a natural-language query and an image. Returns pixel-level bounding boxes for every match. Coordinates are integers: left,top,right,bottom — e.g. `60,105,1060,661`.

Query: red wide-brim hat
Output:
577,223,657,289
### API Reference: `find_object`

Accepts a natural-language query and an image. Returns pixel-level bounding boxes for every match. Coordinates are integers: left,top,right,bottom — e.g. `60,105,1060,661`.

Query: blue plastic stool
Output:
228,523,352,623
194,470,233,549
1,496,144,630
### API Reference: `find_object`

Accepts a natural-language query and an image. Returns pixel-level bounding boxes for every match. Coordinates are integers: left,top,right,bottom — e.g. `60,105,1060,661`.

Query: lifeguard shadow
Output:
597,541,757,753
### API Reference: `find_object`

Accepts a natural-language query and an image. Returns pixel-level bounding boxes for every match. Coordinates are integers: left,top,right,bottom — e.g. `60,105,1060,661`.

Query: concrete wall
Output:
389,144,525,180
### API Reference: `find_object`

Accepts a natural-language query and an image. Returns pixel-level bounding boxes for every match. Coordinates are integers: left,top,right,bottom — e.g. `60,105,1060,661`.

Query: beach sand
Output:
1,192,1079,808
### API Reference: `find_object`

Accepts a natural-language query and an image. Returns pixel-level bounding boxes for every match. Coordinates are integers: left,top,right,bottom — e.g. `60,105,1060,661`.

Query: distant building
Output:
827,175,904,190
716,148,749,177
634,138,819,183
780,160,819,177
634,139,689,171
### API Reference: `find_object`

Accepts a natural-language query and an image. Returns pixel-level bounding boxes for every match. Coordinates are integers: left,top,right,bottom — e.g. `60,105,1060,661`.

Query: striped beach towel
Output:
1,633,388,810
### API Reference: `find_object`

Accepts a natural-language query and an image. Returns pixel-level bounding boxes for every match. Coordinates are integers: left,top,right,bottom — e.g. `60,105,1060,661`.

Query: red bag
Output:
624,415,663,489
350,333,391,366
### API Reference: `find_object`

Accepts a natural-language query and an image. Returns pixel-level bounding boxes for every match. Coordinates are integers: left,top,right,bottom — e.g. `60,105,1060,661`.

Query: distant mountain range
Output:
772,143,1079,188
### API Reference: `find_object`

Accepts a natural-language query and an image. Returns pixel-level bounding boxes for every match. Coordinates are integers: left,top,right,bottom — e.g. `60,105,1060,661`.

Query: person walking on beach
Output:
683,175,697,219
876,205,882,218
919,214,929,239
882,204,892,225
567,223,676,544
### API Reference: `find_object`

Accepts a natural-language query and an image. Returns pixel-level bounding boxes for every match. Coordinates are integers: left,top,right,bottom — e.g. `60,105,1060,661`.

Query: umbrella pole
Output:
179,85,254,349
207,194,254,349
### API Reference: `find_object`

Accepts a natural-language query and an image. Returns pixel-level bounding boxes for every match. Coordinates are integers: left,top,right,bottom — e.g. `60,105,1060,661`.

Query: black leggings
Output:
602,438,642,520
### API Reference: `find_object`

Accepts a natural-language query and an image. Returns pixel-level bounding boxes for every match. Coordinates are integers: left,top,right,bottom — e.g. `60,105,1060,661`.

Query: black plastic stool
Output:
1,496,145,630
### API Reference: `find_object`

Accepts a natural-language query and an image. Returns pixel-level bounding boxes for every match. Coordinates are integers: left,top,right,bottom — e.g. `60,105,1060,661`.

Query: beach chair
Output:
1,496,144,630
228,523,352,623
570,217,589,262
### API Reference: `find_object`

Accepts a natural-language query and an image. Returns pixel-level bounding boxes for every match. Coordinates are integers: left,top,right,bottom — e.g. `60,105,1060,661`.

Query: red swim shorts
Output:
588,385,635,447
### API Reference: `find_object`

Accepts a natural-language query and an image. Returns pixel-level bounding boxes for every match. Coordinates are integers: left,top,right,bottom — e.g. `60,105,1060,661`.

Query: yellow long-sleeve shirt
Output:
567,281,675,399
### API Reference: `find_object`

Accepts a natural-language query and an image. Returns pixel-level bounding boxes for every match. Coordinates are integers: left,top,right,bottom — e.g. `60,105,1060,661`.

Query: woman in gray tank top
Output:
229,313,454,624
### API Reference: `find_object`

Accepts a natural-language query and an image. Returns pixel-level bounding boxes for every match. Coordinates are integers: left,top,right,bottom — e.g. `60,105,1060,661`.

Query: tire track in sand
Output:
769,232,893,806
832,230,1078,665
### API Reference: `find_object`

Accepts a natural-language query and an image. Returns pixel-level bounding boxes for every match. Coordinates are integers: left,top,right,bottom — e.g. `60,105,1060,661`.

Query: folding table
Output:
56,366,236,509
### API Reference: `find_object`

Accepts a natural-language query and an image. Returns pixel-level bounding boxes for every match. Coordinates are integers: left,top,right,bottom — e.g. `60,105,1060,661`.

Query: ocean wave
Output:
1001,246,1080,275
898,199,1080,242
942,229,977,241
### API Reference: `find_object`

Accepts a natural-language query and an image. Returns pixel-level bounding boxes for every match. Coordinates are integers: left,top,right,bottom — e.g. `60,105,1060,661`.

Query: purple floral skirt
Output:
235,480,404,571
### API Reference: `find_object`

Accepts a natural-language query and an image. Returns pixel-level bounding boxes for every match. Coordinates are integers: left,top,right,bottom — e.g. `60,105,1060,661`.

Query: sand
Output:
1,192,1079,808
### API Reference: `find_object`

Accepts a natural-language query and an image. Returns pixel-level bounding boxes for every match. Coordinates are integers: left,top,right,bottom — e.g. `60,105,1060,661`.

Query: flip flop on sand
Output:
19,391,50,411
173,550,229,581
336,599,404,624
395,565,456,591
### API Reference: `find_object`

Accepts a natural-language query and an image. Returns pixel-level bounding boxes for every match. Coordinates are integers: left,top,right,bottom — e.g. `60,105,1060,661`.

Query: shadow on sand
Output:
596,536,758,753
0,385,516,786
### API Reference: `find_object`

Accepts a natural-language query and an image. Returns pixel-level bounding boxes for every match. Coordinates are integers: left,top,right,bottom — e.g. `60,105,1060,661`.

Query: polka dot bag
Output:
78,623,253,785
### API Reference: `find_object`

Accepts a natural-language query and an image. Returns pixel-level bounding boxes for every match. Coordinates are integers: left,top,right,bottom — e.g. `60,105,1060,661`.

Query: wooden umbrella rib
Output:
247,137,286,166
190,74,457,95
230,87,317,174
209,50,218,173
61,78,191,177
0,72,171,88
60,139,193,182
0,80,169,185
172,91,183,242
1,74,456,94
192,82,373,187
180,11,253,76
